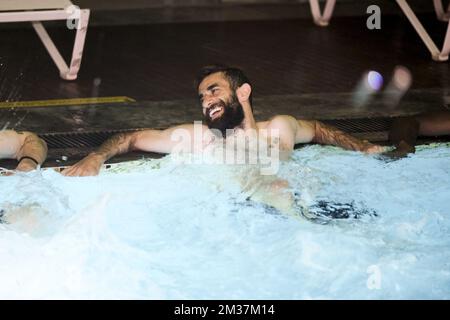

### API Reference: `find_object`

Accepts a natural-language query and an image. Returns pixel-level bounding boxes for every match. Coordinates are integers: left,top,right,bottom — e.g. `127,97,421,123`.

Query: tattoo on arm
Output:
94,132,135,160
313,121,373,152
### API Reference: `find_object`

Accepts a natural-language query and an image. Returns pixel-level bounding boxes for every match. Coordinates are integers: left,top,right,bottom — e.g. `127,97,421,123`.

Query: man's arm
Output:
305,120,385,153
61,124,200,177
0,130,47,172
265,115,385,159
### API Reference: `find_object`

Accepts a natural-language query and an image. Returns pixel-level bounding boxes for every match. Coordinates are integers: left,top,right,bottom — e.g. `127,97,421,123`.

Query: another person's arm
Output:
384,111,450,158
62,124,199,177
0,130,47,172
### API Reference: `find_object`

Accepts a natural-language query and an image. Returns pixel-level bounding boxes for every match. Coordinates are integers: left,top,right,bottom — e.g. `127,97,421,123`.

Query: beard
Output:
203,93,245,138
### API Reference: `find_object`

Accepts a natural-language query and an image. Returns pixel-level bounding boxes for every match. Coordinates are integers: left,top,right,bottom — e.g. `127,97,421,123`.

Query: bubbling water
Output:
0,144,450,299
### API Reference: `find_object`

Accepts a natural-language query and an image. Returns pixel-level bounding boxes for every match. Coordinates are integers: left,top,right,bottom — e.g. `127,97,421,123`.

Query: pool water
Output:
1,143,450,299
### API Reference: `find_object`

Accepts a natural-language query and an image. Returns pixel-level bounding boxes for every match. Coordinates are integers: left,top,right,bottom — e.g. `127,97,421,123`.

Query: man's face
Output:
198,72,244,137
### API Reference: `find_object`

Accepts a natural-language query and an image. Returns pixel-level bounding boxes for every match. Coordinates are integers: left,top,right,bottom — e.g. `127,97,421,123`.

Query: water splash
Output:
0,145,449,299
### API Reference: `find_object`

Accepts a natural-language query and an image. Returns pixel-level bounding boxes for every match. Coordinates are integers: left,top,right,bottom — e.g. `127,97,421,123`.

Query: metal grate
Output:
322,118,392,134
39,128,145,149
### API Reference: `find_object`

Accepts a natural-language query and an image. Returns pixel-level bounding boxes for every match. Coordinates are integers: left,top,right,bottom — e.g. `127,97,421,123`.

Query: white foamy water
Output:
1,143,450,299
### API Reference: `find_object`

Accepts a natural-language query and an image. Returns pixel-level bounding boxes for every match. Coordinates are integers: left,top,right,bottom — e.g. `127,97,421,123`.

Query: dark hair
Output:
195,64,253,106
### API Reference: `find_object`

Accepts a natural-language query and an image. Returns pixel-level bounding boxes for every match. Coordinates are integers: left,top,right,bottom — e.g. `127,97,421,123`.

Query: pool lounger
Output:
0,0,90,80
396,0,450,61
308,0,337,27
309,0,450,62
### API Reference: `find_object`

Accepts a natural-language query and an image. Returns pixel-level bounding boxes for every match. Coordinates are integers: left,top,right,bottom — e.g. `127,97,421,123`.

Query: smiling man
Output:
61,65,386,221
62,65,384,177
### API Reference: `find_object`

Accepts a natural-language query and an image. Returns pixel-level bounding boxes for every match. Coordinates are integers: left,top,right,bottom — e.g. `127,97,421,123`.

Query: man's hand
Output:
61,131,138,177
236,83,256,132
61,153,104,177
360,143,389,154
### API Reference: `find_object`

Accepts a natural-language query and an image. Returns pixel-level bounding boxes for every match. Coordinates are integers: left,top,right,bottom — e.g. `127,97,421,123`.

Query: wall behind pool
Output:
74,0,435,14
66,0,436,26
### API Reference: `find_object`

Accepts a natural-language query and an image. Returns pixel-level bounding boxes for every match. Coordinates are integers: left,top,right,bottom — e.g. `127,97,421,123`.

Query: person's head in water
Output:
196,65,253,137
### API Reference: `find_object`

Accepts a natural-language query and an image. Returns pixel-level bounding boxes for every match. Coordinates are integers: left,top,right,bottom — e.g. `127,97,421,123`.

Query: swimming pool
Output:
1,143,450,299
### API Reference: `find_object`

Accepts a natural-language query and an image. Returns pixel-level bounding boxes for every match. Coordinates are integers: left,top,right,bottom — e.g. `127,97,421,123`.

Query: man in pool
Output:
0,130,47,172
63,65,384,177
62,65,385,220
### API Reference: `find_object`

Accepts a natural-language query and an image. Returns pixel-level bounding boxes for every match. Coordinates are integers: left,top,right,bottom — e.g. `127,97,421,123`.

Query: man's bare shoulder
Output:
0,129,17,136
257,115,298,129
165,122,209,132
134,123,209,136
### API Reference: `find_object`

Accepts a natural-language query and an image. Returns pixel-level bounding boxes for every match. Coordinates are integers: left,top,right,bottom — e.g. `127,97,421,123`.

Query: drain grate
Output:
322,118,392,134
39,128,146,149
38,117,393,150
